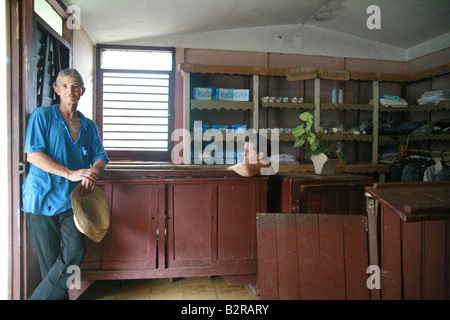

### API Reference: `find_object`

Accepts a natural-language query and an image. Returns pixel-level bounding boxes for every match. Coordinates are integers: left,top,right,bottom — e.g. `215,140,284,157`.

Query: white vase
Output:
310,153,339,175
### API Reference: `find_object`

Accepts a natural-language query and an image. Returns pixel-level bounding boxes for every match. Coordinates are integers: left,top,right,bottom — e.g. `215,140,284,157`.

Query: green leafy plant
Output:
292,112,333,156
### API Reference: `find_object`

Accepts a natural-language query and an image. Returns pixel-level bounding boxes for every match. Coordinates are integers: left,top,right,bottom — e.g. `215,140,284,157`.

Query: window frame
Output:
95,44,175,162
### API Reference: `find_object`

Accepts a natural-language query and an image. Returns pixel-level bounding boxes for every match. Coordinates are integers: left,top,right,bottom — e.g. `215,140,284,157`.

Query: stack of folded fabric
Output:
270,154,299,165
417,89,450,105
370,94,409,108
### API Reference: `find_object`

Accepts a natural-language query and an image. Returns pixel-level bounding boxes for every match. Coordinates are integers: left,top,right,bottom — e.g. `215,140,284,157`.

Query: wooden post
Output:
183,72,191,164
314,78,320,131
253,74,259,131
372,81,379,164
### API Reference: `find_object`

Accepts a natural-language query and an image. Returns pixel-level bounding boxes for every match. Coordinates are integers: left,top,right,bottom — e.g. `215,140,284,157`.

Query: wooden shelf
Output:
183,62,450,173
379,105,410,112
261,102,315,109
409,101,450,112
190,132,248,141
179,62,450,83
409,133,450,142
191,100,254,111
323,134,373,142
379,135,408,145
321,103,373,111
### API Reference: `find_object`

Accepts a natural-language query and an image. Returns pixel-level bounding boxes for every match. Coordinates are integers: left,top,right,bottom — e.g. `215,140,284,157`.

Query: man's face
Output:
244,141,260,164
54,76,85,105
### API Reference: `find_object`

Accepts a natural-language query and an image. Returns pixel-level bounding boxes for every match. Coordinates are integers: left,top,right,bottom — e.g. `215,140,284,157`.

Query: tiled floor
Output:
78,276,260,300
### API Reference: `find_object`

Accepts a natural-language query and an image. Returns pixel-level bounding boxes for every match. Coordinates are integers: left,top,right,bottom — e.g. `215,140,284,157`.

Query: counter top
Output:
365,182,450,222
106,162,389,174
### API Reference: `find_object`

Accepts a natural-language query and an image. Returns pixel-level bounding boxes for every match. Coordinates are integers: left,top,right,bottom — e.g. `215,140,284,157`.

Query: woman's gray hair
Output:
55,68,85,89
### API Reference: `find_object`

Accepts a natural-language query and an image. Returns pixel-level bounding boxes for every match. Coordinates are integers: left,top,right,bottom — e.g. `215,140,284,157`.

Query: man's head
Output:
54,68,85,106
244,134,271,164
56,68,85,89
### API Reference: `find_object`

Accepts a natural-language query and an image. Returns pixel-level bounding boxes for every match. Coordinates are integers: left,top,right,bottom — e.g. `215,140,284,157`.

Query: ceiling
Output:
62,0,450,52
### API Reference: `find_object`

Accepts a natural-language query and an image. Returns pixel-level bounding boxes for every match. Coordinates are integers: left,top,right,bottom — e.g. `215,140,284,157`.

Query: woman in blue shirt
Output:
22,68,109,300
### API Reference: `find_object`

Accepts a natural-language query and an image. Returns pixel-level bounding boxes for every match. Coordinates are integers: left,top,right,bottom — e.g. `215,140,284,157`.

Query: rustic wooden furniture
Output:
268,172,374,214
365,182,450,300
70,169,267,299
256,213,370,300
256,172,374,300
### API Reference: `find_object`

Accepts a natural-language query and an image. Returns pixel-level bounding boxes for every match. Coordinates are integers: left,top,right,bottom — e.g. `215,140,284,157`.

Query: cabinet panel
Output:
216,182,259,265
166,184,212,268
257,213,370,300
103,184,158,270
81,185,111,270
296,183,367,214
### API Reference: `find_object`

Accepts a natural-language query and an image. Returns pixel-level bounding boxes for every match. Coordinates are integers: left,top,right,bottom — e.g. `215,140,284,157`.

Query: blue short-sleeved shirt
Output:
22,105,109,216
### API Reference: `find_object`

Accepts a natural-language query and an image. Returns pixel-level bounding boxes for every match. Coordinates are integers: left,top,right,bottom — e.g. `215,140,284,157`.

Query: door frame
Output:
9,0,72,300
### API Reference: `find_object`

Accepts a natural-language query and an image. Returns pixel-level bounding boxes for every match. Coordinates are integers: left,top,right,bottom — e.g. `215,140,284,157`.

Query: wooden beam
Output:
178,62,450,83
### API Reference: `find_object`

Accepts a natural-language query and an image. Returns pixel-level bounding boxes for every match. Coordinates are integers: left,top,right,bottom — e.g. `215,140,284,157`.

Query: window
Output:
34,0,63,37
96,45,175,161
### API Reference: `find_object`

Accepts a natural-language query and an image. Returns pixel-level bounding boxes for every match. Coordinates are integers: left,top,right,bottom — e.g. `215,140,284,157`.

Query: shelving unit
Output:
405,100,450,152
179,62,450,178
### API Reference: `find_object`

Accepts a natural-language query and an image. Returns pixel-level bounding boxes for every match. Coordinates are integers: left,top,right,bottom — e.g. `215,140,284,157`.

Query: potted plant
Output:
292,111,339,175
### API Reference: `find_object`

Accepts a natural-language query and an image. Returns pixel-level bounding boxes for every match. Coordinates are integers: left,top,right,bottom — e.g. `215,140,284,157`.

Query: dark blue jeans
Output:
26,209,86,300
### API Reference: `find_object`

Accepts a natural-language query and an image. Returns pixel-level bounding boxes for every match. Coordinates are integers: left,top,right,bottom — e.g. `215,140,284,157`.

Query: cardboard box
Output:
236,150,245,163
193,87,215,100
211,124,229,133
233,89,250,101
216,88,234,101
231,125,247,133
193,123,210,132
225,150,237,164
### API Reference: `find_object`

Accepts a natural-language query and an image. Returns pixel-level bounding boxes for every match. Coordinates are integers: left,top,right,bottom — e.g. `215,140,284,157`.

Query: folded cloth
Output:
271,154,299,165
417,89,450,105
380,94,400,101
369,97,408,107
380,97,408,107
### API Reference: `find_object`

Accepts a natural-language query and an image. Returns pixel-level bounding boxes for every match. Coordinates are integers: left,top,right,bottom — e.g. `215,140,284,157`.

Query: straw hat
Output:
71,184,110,243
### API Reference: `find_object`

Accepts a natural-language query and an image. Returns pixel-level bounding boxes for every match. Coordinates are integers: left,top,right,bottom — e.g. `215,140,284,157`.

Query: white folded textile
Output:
380,97,408,106
270,154,299,165
417,89,450,105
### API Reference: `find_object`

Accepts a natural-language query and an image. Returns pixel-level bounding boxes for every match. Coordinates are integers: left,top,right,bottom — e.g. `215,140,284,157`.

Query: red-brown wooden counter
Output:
256,173,374,300
365,182,450,300
70,169,267,299
257,213,370,300
268,172,374,214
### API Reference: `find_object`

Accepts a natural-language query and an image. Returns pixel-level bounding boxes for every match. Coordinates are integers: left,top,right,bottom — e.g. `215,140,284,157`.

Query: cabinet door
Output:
257,213,370,300
166,183,212,268
103,184,159,270
214,181,260,272
295,183,367,214
81,185,112,270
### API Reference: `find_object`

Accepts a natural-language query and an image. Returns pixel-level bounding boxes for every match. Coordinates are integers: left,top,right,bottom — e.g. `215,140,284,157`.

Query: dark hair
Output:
245,134,271,160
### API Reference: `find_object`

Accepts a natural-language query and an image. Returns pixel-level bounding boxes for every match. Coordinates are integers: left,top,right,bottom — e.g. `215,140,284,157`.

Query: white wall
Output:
72,27,95,120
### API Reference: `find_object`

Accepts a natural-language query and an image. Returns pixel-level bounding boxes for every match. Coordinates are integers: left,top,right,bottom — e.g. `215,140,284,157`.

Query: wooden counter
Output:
106,161,389,175
71,169,267,299
365,182,450,300
268,172,374,214
256,172,374,300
